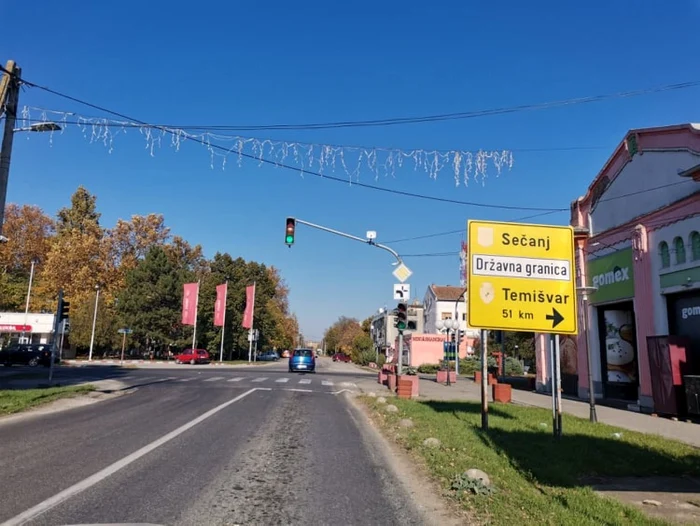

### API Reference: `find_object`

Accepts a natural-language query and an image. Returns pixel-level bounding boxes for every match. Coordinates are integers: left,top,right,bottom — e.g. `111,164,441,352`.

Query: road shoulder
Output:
346,393,471,526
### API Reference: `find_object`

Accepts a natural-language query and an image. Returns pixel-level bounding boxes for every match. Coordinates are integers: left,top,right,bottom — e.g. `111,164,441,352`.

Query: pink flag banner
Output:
182,282,199,326
242,283,256,329
214,283,227,327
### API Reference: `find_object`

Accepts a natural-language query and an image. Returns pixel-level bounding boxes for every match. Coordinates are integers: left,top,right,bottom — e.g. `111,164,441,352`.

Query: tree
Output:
323,317,363,354
68,293,119,352
361,316,372,334
116,246,184,351
41,187,109,303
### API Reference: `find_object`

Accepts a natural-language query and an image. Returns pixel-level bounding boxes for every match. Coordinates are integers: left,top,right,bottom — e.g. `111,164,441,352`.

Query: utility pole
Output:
88,284,100,361
0,60,21,237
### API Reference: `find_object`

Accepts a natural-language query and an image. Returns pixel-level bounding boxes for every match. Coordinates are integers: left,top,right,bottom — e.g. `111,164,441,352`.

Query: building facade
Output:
423,284,480,338
535,123,700,412
0,312,59,348
371,300,424,359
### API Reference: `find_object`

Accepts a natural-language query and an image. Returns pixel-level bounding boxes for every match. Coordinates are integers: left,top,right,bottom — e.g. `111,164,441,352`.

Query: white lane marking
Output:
341,382,357,388
177,377,196,382
332,389,352,395
3,389,257,526
285,388,313,393
322,380,334,386
227,377,244,382
251,377,268,383
120,375,135,380
299,379,311,385
275,378,289,383
204,376,224,382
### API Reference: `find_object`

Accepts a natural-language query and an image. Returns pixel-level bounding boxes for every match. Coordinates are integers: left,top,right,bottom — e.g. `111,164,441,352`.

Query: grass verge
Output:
0,385,95,416
361,396,700,525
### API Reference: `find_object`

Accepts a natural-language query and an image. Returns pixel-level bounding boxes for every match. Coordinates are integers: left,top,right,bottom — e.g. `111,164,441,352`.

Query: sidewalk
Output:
355,371,700,448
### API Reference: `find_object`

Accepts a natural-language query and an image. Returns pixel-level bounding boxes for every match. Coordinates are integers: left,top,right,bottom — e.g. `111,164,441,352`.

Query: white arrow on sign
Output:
393,283,411,300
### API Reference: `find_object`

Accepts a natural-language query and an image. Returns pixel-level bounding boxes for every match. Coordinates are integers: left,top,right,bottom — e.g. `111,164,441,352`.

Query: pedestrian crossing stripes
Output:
104,374,359,390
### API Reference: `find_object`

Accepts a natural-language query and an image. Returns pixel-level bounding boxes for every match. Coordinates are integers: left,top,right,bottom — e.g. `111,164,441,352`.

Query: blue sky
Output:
2,1,699,340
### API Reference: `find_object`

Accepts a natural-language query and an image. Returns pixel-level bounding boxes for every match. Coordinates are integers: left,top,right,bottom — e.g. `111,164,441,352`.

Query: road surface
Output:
0,359,433,525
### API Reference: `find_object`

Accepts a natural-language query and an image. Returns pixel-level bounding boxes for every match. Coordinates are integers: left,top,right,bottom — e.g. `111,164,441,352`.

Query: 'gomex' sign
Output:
592,265,631,288
587,248,635,304
682,305,700,319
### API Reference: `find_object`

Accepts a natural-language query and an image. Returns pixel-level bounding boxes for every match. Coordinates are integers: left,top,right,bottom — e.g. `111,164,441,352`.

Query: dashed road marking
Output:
227,377,244,382
299,379,311,385
178,377,196,382
285,388,313,393
251,377,268,383
204,377,224,382
322,380,334,386
276,378,289,383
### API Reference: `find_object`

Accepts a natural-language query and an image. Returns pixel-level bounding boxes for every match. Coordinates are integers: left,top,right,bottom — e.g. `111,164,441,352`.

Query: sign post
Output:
467,219,577,436
117,328,132,364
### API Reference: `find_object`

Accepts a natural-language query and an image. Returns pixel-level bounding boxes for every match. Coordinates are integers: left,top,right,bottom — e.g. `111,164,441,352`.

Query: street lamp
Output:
21,257,39,344
88,284,101,361
436,318,460,386
13,122,62,133
577,285,598,423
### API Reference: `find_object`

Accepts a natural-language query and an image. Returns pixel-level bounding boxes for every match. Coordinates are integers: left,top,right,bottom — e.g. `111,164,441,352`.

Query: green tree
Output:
68,293,119,353
116,246,184,351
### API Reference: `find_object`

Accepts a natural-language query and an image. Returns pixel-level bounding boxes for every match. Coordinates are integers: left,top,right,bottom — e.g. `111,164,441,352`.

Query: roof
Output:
572,123,700,215
430,285,465,302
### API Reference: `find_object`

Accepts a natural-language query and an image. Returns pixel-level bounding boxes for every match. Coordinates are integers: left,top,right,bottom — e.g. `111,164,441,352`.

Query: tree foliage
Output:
1,186,299,356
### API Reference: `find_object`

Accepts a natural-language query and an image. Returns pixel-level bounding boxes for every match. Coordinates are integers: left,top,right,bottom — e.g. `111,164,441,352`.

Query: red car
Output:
332,353,351,363
174,349,210,364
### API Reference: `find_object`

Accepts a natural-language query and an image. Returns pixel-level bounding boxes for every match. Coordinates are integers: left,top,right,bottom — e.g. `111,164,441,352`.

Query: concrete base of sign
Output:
436,370,456,384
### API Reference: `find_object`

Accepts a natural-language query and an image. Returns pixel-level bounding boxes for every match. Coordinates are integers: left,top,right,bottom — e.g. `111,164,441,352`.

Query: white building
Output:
0,312,58,348
422,284,479,338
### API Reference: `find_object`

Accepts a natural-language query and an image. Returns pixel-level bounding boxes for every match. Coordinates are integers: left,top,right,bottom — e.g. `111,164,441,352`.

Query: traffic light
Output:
59,298,70,321
395,302,407,332
285,217,296,246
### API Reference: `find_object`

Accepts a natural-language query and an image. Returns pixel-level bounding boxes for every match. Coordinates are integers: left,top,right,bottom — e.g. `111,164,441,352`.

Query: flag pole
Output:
192,280,200,349
247,281,256,364
219,281,227,363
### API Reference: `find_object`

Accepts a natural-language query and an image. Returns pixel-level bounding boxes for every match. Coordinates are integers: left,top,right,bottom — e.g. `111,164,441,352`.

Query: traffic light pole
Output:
292,218,404,266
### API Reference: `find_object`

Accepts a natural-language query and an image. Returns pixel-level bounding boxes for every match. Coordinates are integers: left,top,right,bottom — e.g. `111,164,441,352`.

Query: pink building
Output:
535,124,700,412
395,332,475,367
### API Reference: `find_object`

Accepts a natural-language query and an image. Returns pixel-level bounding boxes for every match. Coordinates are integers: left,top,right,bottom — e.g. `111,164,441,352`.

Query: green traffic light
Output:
285,235,294,244
397,321,406,330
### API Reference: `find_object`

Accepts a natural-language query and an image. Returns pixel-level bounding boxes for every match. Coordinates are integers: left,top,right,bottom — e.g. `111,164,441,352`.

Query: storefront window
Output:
659,241,670,268
673,237,686,265
691,231,700,261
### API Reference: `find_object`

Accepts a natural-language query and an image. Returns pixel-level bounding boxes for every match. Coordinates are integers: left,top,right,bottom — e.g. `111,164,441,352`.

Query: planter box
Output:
378,370,388,385
492,383,512,403
436,370,457,383
387,373,397,392
475,372,498,385
397,375,419,398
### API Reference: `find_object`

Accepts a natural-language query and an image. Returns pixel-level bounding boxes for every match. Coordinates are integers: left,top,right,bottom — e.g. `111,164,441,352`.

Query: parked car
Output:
289,348,315,373
332,352,351,363
174,349,210,364
257,350,279,361
0,343,57,367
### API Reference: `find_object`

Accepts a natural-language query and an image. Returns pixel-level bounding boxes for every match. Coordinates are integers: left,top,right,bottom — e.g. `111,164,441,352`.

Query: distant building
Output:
371,299,424,358
422,284,479,339
0,312,62,349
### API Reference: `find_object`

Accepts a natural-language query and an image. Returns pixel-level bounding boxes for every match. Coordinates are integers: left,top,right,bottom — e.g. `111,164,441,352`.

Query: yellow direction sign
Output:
467,220,578,335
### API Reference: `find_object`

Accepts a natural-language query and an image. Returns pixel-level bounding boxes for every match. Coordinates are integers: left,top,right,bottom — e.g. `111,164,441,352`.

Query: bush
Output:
417,363,440,374
504,356,524,376
458,356,497,376
352,349,377,366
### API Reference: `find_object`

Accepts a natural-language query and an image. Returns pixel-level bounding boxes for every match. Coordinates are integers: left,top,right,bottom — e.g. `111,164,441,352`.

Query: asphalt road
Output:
0,360,428,525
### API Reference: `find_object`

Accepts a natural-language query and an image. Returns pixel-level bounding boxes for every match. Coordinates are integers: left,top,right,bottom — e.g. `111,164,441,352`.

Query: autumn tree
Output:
323,316,363,354
0,204,55,311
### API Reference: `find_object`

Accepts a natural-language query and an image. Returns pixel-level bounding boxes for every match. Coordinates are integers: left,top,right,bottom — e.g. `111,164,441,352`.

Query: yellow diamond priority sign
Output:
467,220,578,335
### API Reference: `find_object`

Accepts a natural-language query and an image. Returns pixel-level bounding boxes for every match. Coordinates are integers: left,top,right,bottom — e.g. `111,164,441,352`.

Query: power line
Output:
10,66,699,130
11,79,568,213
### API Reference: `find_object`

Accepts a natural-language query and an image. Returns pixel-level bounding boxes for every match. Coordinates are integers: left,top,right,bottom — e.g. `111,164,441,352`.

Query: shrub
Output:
417,363,440,374
504,356,524,376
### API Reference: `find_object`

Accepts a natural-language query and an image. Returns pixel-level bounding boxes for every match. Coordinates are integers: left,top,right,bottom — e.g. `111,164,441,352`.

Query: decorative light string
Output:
20,106,514,187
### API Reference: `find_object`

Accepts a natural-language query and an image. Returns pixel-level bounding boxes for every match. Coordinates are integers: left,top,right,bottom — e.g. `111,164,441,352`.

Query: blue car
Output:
289,348,315,373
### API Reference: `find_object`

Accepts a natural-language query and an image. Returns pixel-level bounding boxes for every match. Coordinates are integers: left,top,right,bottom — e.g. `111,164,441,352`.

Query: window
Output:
674,236,686,265
690,231,700,261
659,241,670,268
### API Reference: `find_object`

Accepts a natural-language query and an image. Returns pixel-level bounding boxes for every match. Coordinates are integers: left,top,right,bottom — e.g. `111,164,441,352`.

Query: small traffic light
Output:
395,302,407,332
59,298,70,321
285,217,296,246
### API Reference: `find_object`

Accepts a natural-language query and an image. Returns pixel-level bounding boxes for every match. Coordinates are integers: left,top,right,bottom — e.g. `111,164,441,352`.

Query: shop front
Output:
588,248,640,402
666,288,700,373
